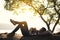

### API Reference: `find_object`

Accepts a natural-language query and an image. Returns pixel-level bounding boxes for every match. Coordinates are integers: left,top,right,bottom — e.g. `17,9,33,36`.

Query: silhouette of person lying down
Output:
10,19,30,36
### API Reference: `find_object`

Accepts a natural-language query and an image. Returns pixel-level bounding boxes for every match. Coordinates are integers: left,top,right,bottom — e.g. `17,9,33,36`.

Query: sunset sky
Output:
0,0,60,34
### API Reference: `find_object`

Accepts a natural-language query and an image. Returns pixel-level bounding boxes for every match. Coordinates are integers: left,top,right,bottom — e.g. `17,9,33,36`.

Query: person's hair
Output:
39,27,46,32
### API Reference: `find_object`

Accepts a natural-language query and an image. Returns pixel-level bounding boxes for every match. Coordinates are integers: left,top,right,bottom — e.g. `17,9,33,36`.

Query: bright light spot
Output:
22,24,24,26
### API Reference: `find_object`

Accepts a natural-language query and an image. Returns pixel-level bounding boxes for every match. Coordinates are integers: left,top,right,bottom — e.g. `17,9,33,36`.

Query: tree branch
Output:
53,0,60,15
52,0,60,32
52,18,59,32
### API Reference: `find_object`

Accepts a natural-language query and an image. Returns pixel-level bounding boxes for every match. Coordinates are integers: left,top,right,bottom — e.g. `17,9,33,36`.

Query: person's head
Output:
39,27,46,32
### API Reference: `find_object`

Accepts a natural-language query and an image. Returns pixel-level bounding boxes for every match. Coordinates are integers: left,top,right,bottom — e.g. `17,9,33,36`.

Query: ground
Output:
0,33,60,40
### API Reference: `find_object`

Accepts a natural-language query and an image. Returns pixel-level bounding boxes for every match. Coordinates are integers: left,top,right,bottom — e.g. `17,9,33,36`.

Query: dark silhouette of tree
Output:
4,0,60,33
51,0,60,32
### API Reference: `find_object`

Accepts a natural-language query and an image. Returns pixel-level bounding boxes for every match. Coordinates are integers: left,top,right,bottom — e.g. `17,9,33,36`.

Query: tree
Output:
4,0,60,33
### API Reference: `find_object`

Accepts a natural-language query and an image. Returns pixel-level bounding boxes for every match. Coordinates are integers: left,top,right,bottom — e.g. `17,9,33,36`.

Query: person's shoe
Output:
10,19,16,25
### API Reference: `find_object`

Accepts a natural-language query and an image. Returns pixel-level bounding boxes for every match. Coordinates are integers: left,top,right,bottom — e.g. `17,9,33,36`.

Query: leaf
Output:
48,2,54,8
34,11,37,16
46,19,50,22
13,10,18,15
43,9,48,15
5,0,10,2
58,20,60,25
48,0,53,2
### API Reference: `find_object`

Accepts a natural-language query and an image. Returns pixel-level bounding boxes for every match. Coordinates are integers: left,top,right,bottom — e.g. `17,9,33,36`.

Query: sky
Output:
0,0,60,34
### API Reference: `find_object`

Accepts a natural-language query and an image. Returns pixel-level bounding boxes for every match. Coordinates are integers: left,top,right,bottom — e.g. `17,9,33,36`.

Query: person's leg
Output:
11,26,20,33
10,19,31,36
10,19,17,25
10,19,26,25
19,22,31,36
